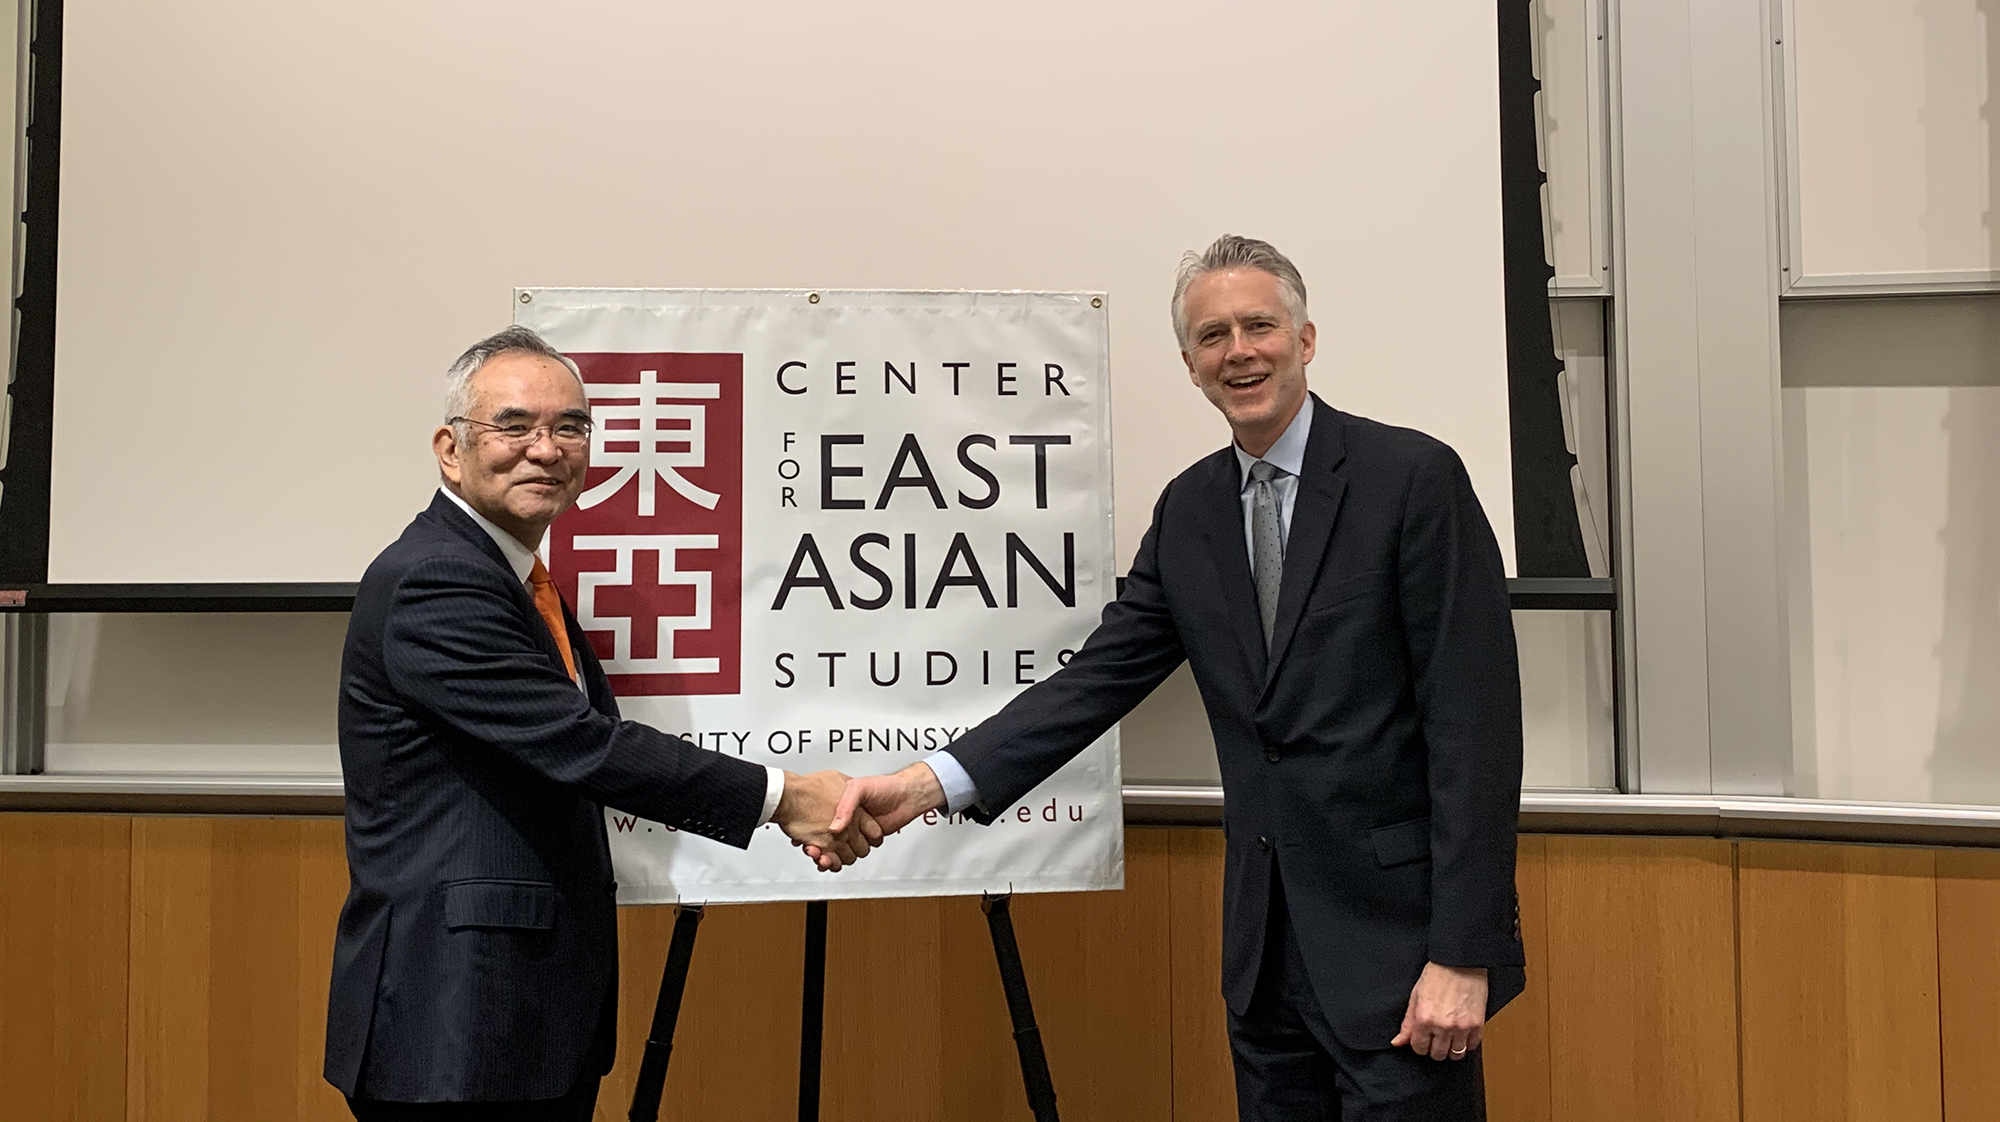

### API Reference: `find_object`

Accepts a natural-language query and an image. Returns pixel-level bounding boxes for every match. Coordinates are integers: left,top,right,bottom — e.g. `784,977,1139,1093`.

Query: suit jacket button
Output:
1264,748,1280,763
1258,835,1271,851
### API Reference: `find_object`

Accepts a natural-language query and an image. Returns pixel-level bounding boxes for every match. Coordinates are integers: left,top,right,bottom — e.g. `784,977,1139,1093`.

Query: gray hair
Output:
1170,234,1310,349
443,325,584,437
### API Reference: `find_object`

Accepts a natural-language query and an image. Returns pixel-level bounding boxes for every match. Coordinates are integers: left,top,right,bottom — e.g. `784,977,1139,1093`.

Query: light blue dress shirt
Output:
1233,395,1313,568
925,399,1316,816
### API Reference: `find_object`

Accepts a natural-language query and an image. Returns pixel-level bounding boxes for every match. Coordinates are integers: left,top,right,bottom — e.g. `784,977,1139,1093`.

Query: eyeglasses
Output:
452,416,593,451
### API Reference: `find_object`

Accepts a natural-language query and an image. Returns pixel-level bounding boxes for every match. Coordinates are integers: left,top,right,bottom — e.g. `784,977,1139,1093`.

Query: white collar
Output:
1234,395,1315,487
438,486,540,584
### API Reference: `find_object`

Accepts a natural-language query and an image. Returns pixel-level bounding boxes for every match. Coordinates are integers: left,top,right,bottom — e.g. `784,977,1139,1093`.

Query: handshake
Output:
769,763,948,872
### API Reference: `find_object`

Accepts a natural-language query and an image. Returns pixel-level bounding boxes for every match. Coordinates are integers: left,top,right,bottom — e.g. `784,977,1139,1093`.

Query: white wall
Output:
1783,297,2000,803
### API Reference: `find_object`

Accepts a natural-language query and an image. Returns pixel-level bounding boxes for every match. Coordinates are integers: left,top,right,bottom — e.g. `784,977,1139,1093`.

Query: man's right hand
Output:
773,770,882,871
824,763,947,844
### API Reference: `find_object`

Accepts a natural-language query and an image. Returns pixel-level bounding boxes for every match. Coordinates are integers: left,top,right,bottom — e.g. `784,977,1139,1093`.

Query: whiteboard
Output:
1780,0,1999,292
37,270,1619,793
46,0,1515,584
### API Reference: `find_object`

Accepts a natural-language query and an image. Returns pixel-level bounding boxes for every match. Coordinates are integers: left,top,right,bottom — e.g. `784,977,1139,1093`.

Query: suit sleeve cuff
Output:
756,766,785,827
925,753,980,817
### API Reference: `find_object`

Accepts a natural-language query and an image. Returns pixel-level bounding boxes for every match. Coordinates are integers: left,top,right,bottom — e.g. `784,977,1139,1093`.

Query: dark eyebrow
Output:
557,408,594,424
487,406,533,424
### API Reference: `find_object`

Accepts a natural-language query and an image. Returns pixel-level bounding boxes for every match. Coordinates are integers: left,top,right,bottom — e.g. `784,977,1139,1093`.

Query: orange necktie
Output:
528,558,579,682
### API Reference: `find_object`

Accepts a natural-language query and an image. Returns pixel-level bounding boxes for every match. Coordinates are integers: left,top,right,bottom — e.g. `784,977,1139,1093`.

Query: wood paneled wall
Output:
1739,842,1942,1122
0,815,131,1122
1543,837,1740,1121
1937,849,2000,1120
124,818,350,1122
4,818,2000,1121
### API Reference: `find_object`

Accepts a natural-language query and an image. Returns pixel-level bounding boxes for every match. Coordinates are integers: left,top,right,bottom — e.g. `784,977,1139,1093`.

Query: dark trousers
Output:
1227,873,1485,1122
346,1075,600,1122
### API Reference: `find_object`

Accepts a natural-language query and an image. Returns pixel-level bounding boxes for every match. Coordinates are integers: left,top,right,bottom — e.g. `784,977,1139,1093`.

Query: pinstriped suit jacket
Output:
325,492,768,1103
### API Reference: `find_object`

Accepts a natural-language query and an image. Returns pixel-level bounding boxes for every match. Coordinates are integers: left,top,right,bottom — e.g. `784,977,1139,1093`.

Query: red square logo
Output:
549,353,743,696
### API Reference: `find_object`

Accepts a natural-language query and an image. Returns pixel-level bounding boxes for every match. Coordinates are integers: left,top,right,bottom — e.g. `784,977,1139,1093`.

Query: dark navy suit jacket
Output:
325,492,769,1102
947,396,1526,1048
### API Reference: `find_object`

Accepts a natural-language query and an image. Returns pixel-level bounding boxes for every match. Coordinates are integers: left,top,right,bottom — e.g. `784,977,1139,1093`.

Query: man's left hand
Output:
1389,962,1488,1060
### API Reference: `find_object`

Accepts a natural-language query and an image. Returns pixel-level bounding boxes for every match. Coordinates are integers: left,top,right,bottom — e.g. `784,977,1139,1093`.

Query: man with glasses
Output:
325,326,879,1121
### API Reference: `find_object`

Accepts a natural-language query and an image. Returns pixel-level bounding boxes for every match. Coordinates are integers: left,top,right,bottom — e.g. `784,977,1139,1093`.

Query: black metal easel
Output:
796,900,828,1122
627,903,706,1122
628,895,1058,1122
982,893,1060,1121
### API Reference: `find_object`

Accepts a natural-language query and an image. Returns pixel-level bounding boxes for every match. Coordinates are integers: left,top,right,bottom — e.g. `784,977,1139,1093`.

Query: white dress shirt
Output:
926,399,1316,817
437,487,785,826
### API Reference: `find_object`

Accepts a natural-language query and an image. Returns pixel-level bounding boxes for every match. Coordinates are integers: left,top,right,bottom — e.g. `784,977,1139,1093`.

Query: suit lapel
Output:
564,604,616,714
1262,398,1348,692
427,491,515,575
1194,450,1269,683
427,493,584,692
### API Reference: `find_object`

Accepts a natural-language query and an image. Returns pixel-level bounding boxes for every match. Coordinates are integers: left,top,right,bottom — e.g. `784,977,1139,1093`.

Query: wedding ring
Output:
1450,1046,1468,1056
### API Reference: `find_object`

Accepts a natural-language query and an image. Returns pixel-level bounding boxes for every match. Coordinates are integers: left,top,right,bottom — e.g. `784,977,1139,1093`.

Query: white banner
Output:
517,290,1122,904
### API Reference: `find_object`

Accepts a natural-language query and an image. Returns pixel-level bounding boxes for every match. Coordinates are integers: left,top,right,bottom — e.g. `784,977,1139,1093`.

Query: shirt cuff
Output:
924,752,981,817
756,765,786,827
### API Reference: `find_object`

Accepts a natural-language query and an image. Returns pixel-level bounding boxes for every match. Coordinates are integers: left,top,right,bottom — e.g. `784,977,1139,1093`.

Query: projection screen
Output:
45,0,1514,584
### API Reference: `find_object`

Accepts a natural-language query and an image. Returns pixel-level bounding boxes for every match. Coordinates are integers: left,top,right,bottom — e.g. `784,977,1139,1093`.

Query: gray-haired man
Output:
830,236,1526,1119
326,326,878,1120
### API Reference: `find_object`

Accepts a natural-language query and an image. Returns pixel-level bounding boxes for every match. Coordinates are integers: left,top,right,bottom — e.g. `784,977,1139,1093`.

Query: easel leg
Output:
982,893,1060,1122
798,899,829,1122
628,903,706,1122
